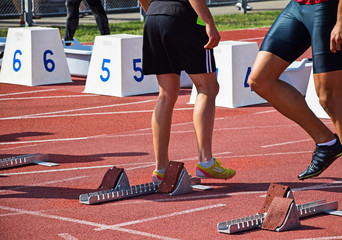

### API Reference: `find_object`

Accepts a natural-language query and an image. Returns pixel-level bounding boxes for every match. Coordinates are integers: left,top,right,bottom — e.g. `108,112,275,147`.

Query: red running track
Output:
0,28,341,240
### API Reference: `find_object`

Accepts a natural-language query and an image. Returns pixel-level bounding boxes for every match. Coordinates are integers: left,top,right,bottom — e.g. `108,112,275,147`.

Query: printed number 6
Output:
100,59,111,82
13,50,22,72
133,58,144,82
44,50,55,72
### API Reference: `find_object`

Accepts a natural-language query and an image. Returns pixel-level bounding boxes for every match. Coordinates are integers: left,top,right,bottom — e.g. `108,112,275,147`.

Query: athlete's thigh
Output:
309,0,342,73
260,0,311,63
314,70,342,99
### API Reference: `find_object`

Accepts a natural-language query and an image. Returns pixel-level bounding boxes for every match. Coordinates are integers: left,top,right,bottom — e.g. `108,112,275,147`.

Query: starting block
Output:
305,70,330,119
79,161,194,205
217,183,339,234
0,27,72,86
84,34,159,97
0,153,58,170
63,39,93,77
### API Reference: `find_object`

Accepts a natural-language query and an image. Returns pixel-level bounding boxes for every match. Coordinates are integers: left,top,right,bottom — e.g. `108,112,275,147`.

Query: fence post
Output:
24,0,33,26
140,6,146,21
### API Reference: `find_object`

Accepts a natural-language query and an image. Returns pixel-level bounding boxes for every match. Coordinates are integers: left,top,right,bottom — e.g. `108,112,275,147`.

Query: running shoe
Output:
298,134,342,180
152,170,164,183
196,158,236,179
235,2,252,10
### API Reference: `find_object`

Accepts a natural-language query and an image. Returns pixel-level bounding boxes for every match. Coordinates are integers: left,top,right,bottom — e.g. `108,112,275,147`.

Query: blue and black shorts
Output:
260,0,342,73
142,14,216,76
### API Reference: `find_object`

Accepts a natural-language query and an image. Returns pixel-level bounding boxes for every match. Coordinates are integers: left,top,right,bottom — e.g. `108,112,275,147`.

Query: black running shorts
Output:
260,0,342,73
142,14,216,75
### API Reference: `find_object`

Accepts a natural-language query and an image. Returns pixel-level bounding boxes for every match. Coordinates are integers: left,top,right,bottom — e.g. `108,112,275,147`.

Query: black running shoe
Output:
298,134,342,180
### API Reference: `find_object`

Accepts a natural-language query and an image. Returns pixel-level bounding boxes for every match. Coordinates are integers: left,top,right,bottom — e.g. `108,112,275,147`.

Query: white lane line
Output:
0,108,193,120
254,110,277,114
0,212,25,217
0,99,157,120
262,139,312,148
0,162,152,176
0,205,180,240
0,124,297,146
0,134,109,145
259,181,342,197
111,191,267,207
58,233,79,240
94,204,225,231
294,236,342,240
0,150,309,177
0,95,96,101
0,176,88,193
239,37,265,41
0,89,57,97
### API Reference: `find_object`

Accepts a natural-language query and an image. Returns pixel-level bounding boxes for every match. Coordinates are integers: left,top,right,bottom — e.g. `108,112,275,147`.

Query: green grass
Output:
0,10,281,42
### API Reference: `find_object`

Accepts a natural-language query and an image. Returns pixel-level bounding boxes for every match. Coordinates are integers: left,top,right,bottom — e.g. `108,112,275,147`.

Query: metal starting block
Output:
0,153,57,170
217,183,339,234
79,161,194,205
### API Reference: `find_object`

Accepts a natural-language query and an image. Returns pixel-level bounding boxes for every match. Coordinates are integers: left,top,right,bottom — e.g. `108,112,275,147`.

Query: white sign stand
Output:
305,70,330,119
84,34,159,97
0,27,72,86
189,41,265,108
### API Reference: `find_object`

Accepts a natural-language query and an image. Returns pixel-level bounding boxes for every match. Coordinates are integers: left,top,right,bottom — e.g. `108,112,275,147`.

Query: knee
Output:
318,94,336,116
209,81,219,99
158,91,178,108
247,72,268,95
197,81,219,100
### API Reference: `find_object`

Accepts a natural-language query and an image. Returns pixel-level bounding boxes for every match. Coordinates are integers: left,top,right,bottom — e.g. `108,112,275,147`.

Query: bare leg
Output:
248,51,335,143
189,72,219,162
314,70,342,140
152,74,180,170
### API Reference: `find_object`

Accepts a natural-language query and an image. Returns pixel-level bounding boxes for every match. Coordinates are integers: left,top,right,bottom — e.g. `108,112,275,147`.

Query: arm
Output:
330,0,342,53
188,0,221,49
138,0,151,13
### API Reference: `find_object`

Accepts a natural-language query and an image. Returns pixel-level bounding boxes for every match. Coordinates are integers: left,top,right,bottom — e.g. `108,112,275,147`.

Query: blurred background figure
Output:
64,0,110,42
235,0,252,11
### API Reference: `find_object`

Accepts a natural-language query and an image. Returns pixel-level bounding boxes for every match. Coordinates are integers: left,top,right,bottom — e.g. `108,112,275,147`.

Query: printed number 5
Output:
100,59,111,82
133,58,144,82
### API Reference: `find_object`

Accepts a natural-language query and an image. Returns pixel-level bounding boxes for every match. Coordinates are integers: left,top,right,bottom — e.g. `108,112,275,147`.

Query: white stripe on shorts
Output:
206,49,212,73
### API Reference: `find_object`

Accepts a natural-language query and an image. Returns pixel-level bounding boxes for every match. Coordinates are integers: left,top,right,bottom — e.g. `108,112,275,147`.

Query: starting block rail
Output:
217,183,339,234
80,182,160,205
79,161,194,205
0,153,57,170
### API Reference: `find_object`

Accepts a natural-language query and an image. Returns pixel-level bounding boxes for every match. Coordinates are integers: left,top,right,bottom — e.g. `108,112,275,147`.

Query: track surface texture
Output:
0,28,341,240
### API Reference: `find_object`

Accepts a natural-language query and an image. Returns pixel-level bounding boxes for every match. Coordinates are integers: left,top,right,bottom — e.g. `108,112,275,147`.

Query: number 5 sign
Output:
0,27,71,86
85,34,159,97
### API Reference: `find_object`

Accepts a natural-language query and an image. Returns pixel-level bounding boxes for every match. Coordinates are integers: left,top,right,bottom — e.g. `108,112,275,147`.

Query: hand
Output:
330,23,342,53
204,23,221,49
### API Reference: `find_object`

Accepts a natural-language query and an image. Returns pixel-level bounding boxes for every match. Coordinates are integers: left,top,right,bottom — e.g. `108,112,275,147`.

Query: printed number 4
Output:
133,58,144,82
100,59,111,82
244,67,252,91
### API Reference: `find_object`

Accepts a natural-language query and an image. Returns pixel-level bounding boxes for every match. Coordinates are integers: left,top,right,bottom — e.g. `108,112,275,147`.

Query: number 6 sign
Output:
0,27,71,86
